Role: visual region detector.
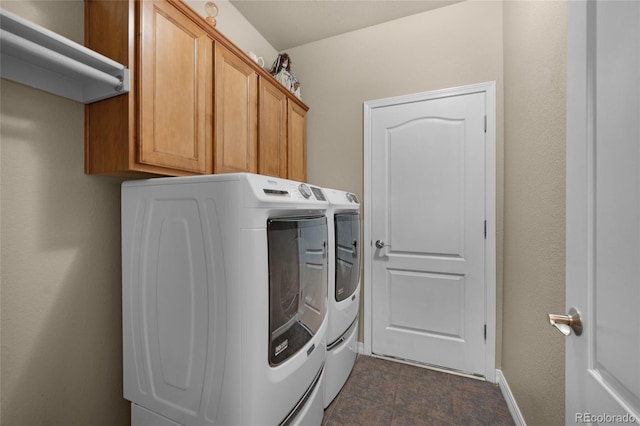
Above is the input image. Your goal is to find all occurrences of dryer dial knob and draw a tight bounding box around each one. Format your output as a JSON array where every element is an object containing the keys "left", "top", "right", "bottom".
[{"left": 298, "top": 183, "right": 312, "bottom": 199}]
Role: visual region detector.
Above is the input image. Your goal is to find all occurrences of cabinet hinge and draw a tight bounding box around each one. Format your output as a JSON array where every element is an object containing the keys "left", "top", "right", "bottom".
[
  {"left": 484, "top": 324, "right": 487, "bottom": 341},
  {"left": 484, "top": 115, "right": 487, "bottom": 133},
  {"left": 484, "top": 220, "right": 487, "bottom": 239}
]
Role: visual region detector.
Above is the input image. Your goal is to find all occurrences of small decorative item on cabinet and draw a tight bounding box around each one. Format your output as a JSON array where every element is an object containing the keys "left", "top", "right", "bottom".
[
  {"left": 248, "top": 51, "right": 265, "bottom": 68},
  {"left": 205, "top": 2, "right": 218, "bottom": 26},
  {"left": 269, "top": 53, "right": 301, "bottom": 100}
]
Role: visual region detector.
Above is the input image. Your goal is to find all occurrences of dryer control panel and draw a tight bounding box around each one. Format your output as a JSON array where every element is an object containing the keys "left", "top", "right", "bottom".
[{"left": 247, "top": 173, "right": 328, "bottom": 205}]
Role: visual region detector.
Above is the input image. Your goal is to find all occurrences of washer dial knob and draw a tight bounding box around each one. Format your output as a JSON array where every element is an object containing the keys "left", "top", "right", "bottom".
[{"left": 298, "top": 183, "right": 313, "bottom": 199}]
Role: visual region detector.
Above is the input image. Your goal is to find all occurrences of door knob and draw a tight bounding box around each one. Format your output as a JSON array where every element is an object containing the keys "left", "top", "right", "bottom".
[
  {"left": 375, "top": 240, "right": 387, "bottom": 249},
  {"left": 548, "top": 307, "right": 582, "bottom": 336}
]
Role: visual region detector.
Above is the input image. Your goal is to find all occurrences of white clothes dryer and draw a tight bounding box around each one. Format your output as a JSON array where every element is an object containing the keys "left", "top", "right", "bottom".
[
  {"left": 323, "top": 188, "right": 361, "bottom": 407},
  {"left": 121, "top": 173, "right": 329, "bottom": 426}
]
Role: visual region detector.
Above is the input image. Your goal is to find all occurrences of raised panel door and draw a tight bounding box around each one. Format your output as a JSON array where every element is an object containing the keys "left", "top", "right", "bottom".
[
  {"left": 258, "top": 77, "right": 287, "bottom": 178},
  {"left": 215, "top": 44, "right": 258, "bottom": 174},
  {"left": 567, "top": 1, "right": 640, "bottom": 421},
  {"left": 139, "top": 0, "right": 213, "bottom": 174},
  {"left": 368, "top": 88, "right": 488, "bottom": 376},
  {"left": 287, "top": 100, "right": 307, "bottom": 182}
]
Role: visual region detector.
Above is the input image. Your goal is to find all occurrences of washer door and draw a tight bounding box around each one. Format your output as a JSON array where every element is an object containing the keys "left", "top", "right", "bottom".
[
  {"left": 267, "top": 216, "right": 327, "bottom": 366},
  {"left": 334, "top": 212, "right": 361, "bottom": 302}
]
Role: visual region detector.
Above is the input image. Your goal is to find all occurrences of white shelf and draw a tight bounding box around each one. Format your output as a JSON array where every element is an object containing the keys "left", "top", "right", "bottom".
[{"left": 0, "top": 8, "right": 130, "bottom": 103}]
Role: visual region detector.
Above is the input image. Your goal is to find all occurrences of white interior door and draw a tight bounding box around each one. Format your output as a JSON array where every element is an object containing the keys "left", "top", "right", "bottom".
[
  {"left": 566, "top": 0, "right": 640, "bottom": 423},
  {"left": 364, "top": 83, "right": 496, "bottom": 378}
]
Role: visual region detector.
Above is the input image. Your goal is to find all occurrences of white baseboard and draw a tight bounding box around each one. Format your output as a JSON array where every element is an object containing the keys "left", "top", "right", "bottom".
[{"left": 496, "top": 369, "right": 526, "bottom": 426}]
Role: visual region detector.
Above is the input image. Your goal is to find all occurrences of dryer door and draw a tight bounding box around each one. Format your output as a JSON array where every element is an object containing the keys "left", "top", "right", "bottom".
[
  {"left": 267, "top": 216, "right": 327, "bottom": 366},
  {"left": 334, "top": 212, "right": 361, "bottom": 302}
]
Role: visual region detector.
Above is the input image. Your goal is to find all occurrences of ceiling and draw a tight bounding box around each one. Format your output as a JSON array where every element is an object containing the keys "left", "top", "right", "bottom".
[{"left": 229, "top": 0, "right": 464, "bottom": 51}]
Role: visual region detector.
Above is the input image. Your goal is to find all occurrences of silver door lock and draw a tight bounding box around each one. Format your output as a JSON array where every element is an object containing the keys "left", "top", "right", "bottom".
[{"left": 375, "top": 240, "right": 389, "bottom": 249}]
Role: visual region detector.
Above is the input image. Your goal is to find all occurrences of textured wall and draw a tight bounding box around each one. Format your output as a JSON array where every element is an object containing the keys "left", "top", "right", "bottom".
[
  {"left": 289, "top": 1, "right": 567, "bottom": 424},
  {"left": 502, "top": 1, "right": 567, "bottom": 425},
  {"left": 184, "top": 0, "right": 278, "bottom": 67},
  {"left": 0, "top": 1, "right": 275, "bottom": 425},
  {"left": 2, "top": 5, "right": 501, "bottom": 423},
  {"left": 0, "top": 1, "right": 129, "bottom": 424},
  {"left": 286, "top": 0, "right": 505, "bottom": 367},
  {"left": 0, "top": 1, "right": 568, "bottom": 425}
]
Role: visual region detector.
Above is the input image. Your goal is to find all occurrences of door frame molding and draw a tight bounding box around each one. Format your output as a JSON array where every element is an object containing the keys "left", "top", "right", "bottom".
[
  {"left": 565, "top": 0, "right": 590, "bottom": 419},
  {"left": 362, "top": 81, "right": 497, "bottom": 382}
]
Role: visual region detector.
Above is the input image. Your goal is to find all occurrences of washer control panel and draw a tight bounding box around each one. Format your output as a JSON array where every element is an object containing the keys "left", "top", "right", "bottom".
[
  {"left": 252, "top": 174, "right": 327, "bottom": 203},
  {"left": 298, "top": 183, "right": 313, "bottom": 199}
]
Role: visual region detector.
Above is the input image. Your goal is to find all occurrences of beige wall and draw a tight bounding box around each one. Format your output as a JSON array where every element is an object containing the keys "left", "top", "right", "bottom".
[
  {"left": 184, "top": 0, "right": 279, "bottom": 67},
  {"left": 287, "top": 0, "right": 504, "bottom": 193},
  {"left": 288, "top": 1, "right": 566, "bottom": 425},
  {"left": 0, "top": 1, "right": 275, "bottom": 425},
  {"left": 0, "top": 1, "right": 567, "bottom": 425},
  {"left": 0, "top": 1, "right": 130, "bottom": 424},
  {"left": 287, "top": 0, "right": 506, "bottom": 371},
  {"left": 502, "top": 1, "right": 567, "bottom": 424}
]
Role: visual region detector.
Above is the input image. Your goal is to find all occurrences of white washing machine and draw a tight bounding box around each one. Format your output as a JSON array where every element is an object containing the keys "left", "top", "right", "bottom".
[
  {"left": 323, "top": 188, "right": 361, "bottom": 407},
  {"left": 121, "top": 173, "right": 329, "bottom": 426}
]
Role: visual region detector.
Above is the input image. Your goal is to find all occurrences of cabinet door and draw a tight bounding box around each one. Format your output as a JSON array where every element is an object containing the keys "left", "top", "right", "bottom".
[
  {"left": 258, "top": 77, "right": 288, "bottom": 178},
  {"left": 139, "top": 0, "right": 213, "bottom": 174},
  {"left": 287, "top": 100, "right": 307, "bottom": 182},
  {"left": 215, "top": 44, "right": 258, "bottom": 174}
]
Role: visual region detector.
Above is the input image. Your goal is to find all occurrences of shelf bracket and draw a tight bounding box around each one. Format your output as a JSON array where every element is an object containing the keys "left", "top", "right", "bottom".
[{"left": 0, "top": 8, "right": 130, "bottom": 103}]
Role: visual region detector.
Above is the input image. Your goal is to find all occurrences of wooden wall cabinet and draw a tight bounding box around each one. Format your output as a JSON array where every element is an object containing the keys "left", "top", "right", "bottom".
[
  {"left": 85, "top": 0, "right": 213, "bottom": 176},
  {"left": 85, "top": 0, "right": 307, "bottom": 179},
  {"left": 139, "top": 0, "right": 213, "bottom": 174},
  {"left": 215, "top": 44, "right": 258, "bottom": 174},
  {"left": 258, "top": 77, "right": 287, "bottom": 178},
  {"left": 287, "top": 100, "right": 307, "bottom": 182},
  {"left": 258, "top": 77, "right": 308, "bottom": 181}
]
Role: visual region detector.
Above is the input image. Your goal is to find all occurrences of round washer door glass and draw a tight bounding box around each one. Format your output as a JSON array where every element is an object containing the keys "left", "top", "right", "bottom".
[{"left": 267, "top": 216, "right": 328, "bottom": 365}]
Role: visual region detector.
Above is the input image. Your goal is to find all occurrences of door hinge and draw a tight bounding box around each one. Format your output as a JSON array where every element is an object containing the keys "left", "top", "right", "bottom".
[
  {"left": 484, "top": 115, "right": 487, "bottom": 133},
  {"left": 484, "top": 324, "right": 487, "bottom": 341},
  {"left": 484, "top": 220, "right": 487, "bottom": 239}
]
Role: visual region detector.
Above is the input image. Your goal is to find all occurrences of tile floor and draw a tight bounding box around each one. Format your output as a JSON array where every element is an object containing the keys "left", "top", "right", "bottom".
[{"left": 322, "top": 355, "right": 515, "bottom": 426}]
